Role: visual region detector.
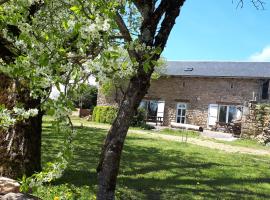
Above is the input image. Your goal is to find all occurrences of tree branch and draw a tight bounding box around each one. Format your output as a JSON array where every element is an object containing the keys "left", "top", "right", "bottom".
[
  {"left": 152, "top": 0, "right": 170, "bottom": 26},
  {"left": 132, "top": 0, "right": 154, "bottom": 16},
  {"left": 115, "top": 12, "right": 133, "bottom": 43},
  {"left": 154, "top": 0, "right": 185, "bottom": 51},
  {"left": 115, "top": 12, "right": 140, "bottom": 61},
  {"left": 132, "top": 0, "right": 144, "bottom": 14},
  {"left": 251, "top": 0, "right": 265, "bottom": 9},
  {"left": 235, "top": 0, "right": 265, "bottom": 9}
]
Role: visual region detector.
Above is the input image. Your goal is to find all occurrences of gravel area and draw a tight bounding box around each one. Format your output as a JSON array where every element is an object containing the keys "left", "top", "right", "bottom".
[{"left": 201, "top": 130, "right": 238, "bottom": 141}]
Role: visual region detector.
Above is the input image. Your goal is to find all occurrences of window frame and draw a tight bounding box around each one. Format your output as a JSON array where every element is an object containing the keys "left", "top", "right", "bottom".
[
  {"left": 217, "top": 104, "right": 242, "bottom": 123},
  {"left": 139, "top": 100, "right": 165, "bottom": 120},
  {"left": 176, "top": 103, "right": 187, "bottom": 124}
]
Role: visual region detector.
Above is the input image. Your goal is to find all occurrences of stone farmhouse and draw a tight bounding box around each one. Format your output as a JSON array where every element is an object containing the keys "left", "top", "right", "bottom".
[{"left": 97, "top": 61, "right": 270, "bottom": 129}]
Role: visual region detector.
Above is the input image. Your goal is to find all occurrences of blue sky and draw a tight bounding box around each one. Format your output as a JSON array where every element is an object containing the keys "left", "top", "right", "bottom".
[{"left": 162, "top": 0, "right": 270, "bottom": 61}]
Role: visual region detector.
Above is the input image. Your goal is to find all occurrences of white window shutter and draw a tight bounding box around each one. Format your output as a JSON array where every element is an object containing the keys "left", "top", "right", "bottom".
[
  {"left": 208, "top": 104, "right": 218, "bottom": 126},
  {"left": 157, "top": 101, "right": 165, "bottom": 118}
]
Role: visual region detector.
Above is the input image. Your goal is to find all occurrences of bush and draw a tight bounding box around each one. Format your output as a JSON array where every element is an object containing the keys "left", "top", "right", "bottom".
[
  {"left": 92, "top": 106, "right": 118, "bottom": 124},
  {"left": 130, "top": 107, "right": 147, "bottom": 127},
  {"left": 92, "top": 106, "right": 148, "bottom": 128}
]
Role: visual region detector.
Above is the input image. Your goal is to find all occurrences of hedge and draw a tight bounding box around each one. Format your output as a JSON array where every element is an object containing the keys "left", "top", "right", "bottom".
[
  {"left": 92, "top": 106, "right": 118, "bottom": 124},
  {"left": 92, "top": 106, "right": 147, "bottom": 126}
]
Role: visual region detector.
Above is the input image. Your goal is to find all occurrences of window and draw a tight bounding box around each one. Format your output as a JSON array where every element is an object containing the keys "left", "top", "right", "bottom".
[
  {"left": 262, "top": 80, "right": 269, "bottom": 100},
  {"left": 139, "top": 100, "right": 158, "bottom": 117},
  {"left": 218, "top": 105, "right": 227, "bottom": 123},
  {"left": 218, "top": 105, "right": 242, "bottom": 123},
  {"left": 176, "top": 103, "right": 187, "bottom": 124},
  {"left": 148, "top": 101, "right": 158, "bottom": 117},
  {"left": 139, "top": 100, "right": 165, "bottom": 120}
]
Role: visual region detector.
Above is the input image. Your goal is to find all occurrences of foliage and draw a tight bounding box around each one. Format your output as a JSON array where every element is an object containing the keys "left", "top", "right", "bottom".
[
  {"left": 0, "top": 0, "right": 123, "bottom": 191},
  {"left": 20, "top": 117, "right": 76, "bottom": 193},
  {"left": 130, "top": 107, "right": 146, "bottom": 127},
  {"left": 92, "top": 106, "right": 149, "bottom": 128},
  {"left": 92, "top": 106, "right": 118, "bottom": 124},
  {"left": 72, "top": 84, "right": 97, "bottom": 109},
  {"left": 0, "top": 0, "right": 115, "bottom": 99},
  {"left": 0, "top": 104, "right": 38, "bottom": 129},
  {"left": 99, "top": 54, "right": 167, "bottom": 99}
]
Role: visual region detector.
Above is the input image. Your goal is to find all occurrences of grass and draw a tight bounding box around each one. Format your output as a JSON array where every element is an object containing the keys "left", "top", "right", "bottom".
[
  {"left": 210, "top": 137, "right": 269, "bottom": 150},
  {"left": 158, "top": 128, "right": 201, "bottom": 138},
  {"left": 34, "top": 117, "right": 270, "bottom": 199},
  {"left": 70, "top": 116, "right": 269, "bottom": 150}
]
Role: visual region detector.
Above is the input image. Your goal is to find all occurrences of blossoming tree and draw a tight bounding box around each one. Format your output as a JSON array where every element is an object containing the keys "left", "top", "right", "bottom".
[{"left": 0, "top": 0, "right": 115, "bottom": 179}]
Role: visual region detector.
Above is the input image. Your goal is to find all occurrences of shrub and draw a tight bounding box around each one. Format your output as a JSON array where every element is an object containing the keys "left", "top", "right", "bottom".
[
  {"left": 130, "top": 107, "right": 147, "bottom": 127},
  {"left": 92, "top": 106, "right": 118, "bottom": 124},
  {"left": 92, "top": 106, "right": 148, "bottom": 127},
  {"left": 106, "top": 107, "right": 118, "bottom": 124}
]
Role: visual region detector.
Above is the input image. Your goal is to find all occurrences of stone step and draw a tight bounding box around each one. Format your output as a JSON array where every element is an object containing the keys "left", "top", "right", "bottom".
[{"left": 0, "top": 177, "right": 40, "bottom": 200}]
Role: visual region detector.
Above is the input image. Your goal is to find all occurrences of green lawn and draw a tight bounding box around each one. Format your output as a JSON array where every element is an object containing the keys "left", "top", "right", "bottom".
[
  {"left": 34, "top": 117, "right": 270, "bottom": 199},
  {"left": 70, "top": 116, "right": 269, "bottom": 150}
]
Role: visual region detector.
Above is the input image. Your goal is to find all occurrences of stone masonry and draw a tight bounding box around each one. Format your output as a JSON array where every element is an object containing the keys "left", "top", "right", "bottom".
[
  {"left": 97, "top": 76, "right": 269, "bottom": 128},
  {"left": 145, "top": 77, "right": 262, "bottom": 127},
  {"left": 241, "top": 101, "right": 270, "bottom": 144},
  {"left": 97, "top": 90, "right": 118, "bottom": 107}
]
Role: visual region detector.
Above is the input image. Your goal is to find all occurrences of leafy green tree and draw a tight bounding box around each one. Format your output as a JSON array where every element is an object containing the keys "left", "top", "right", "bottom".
[
  {"left": 0, "top": 0, "right": 115, "bottom": 178},
  {"left": 96, "top": 1, "right": 186, "bottom": 199}
]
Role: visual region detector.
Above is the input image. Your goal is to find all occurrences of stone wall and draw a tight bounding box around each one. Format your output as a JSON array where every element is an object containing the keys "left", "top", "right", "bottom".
[
  {"left": 146, "top": 77, "right": 261, "bottom": 126},
  {"left": 97, "top": 76, "right": 266, "bottom": 127},
  {"left": 241, "top": 101, "right": 270, "bottom": 144},
  {"left": 97, "top": 88, "right": 118, "bottom": 107}
]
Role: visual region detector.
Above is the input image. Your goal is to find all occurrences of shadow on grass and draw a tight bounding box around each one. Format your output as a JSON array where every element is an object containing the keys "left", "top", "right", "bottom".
[{"left": 42, "top": 122, "right": 270, "bottom": 199}]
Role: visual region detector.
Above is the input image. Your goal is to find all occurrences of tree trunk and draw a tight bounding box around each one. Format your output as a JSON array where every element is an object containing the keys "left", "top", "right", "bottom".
[
  {"left": 97, "top": 73, "right": 151, "bottom": 200},
  {"left": 0, "top": 112, "right": 43, "bottom": 179},
  {"left": 0, "top": 73, "right": 43, "bottom": 179}
]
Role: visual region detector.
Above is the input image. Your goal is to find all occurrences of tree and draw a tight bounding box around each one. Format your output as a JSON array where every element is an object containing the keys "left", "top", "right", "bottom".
[
  {"left": 73, "top": 84, "right": 97, "bottom": 109},
  {"left": 0, "top": 0, "right": 114, "bottom": 179},
  {"left": 96, "top": 1, "right": 186, "bottom": 199}
]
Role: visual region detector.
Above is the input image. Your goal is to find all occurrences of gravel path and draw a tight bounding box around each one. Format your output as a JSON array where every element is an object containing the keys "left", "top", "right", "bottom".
[
  {"left": 134, "top": 131, "right": 270, "bottom": 156},
  {"left": 201, "top": 130, "right": 238, "bottom": 141},
  {"left": 80, "top": 122, "right": 270, "bottom": 156}
]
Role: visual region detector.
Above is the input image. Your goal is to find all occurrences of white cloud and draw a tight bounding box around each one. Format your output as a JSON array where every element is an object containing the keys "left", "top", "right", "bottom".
[{"left": 249, "top": 46, "right": 270, "bottom": 62}]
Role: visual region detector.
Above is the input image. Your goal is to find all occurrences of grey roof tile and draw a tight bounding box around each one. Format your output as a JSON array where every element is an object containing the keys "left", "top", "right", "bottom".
[{"left": 164, "top": 61, "right": 270, "bottom": 78}]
